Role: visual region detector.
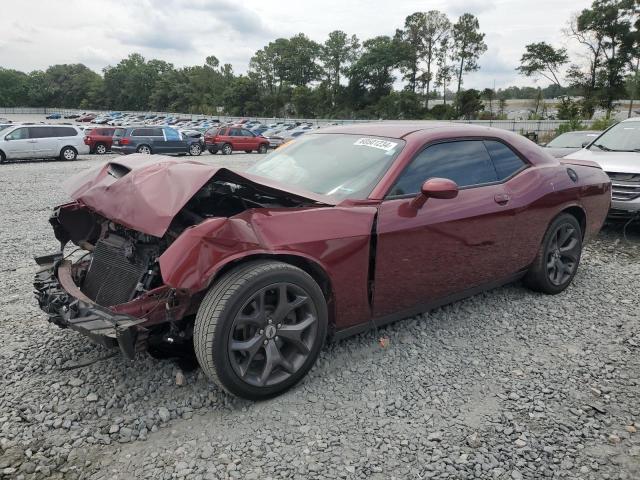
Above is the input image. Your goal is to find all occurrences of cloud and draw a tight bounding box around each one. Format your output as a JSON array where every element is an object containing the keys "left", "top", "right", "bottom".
[
  {"left": 173, "top": 0, "right": 272, "bottom": 37},
  {"left": 446, "top": 0, "right": 497, "bottom": 17}
]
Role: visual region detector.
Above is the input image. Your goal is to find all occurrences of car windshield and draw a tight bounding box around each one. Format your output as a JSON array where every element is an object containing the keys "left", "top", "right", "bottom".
[
  {"left": 547, "top": 132, "right": 599, "bottom": 148},
  {"left": 246, "top": 133, "right": 405, "bottom": 200},
  {"left": 588, "top": 122, "right": 640, "bottom": 152}
]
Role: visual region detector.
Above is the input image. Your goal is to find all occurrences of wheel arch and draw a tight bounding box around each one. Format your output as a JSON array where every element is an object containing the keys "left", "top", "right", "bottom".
[
  {"left": 560, "top": 205, "right": 587, "bottom": 239},
  {"left": 210, "top": 253, "right": 337, "bottom": 332}
]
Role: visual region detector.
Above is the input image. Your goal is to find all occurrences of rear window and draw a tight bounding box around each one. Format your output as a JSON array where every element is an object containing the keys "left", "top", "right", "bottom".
[
  {"left": 114, "top": 128, "right": 126, "bottom": 137},
  {"left": 206, "top": 128, "right": 219, "bottom": 136}
]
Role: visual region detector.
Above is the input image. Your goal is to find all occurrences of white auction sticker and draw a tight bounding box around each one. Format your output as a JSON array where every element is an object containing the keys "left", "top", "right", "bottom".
[{"left": 354, "top": 137, "right": 398, "bottom": 151}]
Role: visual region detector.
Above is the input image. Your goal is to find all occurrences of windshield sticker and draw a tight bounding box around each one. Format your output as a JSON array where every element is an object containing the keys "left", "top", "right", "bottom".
[{"left": 354, "top": 137, "right": 398, "bottom": 151}]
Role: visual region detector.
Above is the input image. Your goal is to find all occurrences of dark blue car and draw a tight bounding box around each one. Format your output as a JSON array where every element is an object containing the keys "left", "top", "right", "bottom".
[{"left": 111, "top": 126, "right": 202, "bottom": 156}]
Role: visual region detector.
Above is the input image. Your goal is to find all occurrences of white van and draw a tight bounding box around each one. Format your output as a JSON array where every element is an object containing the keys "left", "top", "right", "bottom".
[{"left": 0, "top": 124, "right": 90, "bottom": 163}]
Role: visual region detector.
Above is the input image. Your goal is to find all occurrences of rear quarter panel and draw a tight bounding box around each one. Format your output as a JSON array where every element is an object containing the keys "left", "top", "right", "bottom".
[{"left": 507, "top": 163, "right": 610, "bottom": 270}]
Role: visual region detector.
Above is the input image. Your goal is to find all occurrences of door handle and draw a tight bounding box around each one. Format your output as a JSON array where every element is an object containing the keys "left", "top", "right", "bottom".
[
  {"left": 494, "top": 193, "right": 511, "bottom": 205},
  {"left": 28, "top": 140, "right": 38, "bottom": 143}
]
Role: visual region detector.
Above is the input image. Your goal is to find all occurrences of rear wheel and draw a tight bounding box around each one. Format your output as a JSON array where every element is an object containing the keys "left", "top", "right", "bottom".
[
  {"left": 137, "top": 145, "right": 151, "bottom": 154},
  {"left": 245, "top": 150, "right": 252, "bottom": 154},
  {"left": 208, "top": 147, "right": 218, "bottom": 154},
  {"left": 60, "top": 146, "right": 77, "bottom": 161},
  {"left": 258, "top": 144, "right": 268, "bottom": 154},
  {"left": 95, "top": 143, "right": 107, "bottom": 155},
  {"left": 0, "top": 151, "right": 5, "bottom": 164},
  {"left": 524, "top": 213, "right": 582, "bottom": 294},
  {"left": 194, "top": 261, "right": 327, "bottom": 400},
  {"left": 189, "top": 143, "right": 202, "bottom": 156},
  {"left": 221, "top": 143, "right": 233, "bottom": 155}
]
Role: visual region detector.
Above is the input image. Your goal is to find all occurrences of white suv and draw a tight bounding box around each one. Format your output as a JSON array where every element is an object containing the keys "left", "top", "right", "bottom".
[
  {"left": 0, "top": 124, "right": 90, "bottom": 163},
  {"left": 565, "top": 117, "right": 640, "bottom": 218}
]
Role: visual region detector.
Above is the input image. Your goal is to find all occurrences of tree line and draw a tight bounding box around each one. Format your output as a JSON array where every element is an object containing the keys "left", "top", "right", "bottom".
[{"left": 0, "top": 0, "right": 638, "bottom": 120}]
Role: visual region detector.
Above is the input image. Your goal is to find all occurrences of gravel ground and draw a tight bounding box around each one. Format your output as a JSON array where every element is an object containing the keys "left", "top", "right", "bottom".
[{"left": 0, "top": 152, "right": 639, "bottom": 480}]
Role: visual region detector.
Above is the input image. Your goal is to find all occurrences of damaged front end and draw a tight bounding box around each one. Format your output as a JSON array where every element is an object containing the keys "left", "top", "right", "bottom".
[{"left": 34, "top": 157, "right": 329, "bottom": 359}]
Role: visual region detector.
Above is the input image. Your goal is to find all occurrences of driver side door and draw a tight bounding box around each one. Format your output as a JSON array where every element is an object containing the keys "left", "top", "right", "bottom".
[
  {"left": 372, "top": 139, "right": 520, "bottom": 318},
  {"left": 3, "top": 127, "right": 34, "bottom": 159}
]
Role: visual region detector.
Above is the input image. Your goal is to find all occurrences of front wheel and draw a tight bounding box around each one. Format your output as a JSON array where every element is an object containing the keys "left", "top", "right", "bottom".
[
  {"left": 95, "top": 143, "right": 107, "bottom": 155},
  {"left": 60, "top": 146, "right": 77, "bottom": 161},
  {"left": 137, "top": 145, "right": 151, "bottom": 154},
  {"left": 194, "top": 261, "right": 328, "bottom": 400},
  {"left": 208, "top": 147, "right": 218, "bottom": 154},
  {"left": 524, "top": 213, "right": 582, "bottom": 294}
]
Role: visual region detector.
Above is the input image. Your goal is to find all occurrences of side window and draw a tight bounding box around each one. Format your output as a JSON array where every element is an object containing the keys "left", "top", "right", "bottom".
[
  {"left": 29, "top": 126, "right": 50, "bottom": 138},
  {"left": 390, "top": 141, "right": 498, "bottom": 196},
  {"left": 131, "top": 129, "right": 146, "bottom": 137},
  {"left": 206, "top": 128, "right": 218, "bottom": 136},
  {"left": 5, "top": 127, "right": 29, "bottom": 140},
  {"left": 483, "top": 140, "right": 527, "bottom": 180},
  {"left": 242, "top": 129, "right": 254, "bottom": 137},
  {"left": 151, "top": 128, "right": 164, "bottom": 137},
  {"left": 229, "top": 128, "right": 241, "bottom": 136},
  {"left": 164, "top": 128, "right": 181, "bottom": 141}
]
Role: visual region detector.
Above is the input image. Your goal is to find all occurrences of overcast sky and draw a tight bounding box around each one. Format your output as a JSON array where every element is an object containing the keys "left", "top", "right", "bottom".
[{"left": 0, "top": 0, "right": 592, "bottom": 89}]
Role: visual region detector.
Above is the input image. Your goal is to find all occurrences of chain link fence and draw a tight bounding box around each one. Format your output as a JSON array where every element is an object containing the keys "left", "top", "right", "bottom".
[{"left": 0, "top": 107, "right": 600, "bottom": 137}]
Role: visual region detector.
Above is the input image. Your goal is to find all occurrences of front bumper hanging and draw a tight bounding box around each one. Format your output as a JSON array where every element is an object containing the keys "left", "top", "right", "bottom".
[{"left": 33, "top": 253, "right": 146, "bottom": 359}]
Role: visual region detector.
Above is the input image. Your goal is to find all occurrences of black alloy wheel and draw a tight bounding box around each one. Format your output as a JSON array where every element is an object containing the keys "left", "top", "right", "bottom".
[
  {"left": 194, "top": 261, "right": 327, "bottom": 400},
  {"left": 524, "top": 213, "right": 583, "bottom": 294}
]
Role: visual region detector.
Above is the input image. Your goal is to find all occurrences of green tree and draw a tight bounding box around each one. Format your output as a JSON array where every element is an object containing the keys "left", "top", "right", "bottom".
[
  {"left": 0, "top": 68, "right": 29, "bottom": 107},
  {"left": 103, "top": 53, "right": 173, "bottom": 110},
  {"left": 451, "top": 14, "right": 487, "bottom": 107},
  {"left": 457, "top": 88, "right": 484, "bottom": 119},
  {"left": 481, "top": 88, "right": 495, "bottom": 116},
  {"left": 516, "top": 42, "right": 569, "bottom": 87},
  {"left": 434, "top": 36, "right": 454, "bottom": 105},
  {"left": 576, "top": 0, "right": 636, "bottom": 112},
  {"left": 348, "top": 36, "right": 401, "bottom": 103},
  {"left": 320, "top": 30, "right": 360, "bottom": 106}
]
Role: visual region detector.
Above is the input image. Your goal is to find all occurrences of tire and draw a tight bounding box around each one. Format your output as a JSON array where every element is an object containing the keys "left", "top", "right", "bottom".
[
  {"left": 208, "top": 147, "right": 218, "bottom": 154},
  {"left": 245, "top": 150, "right": 252, "bottom": 154},
  {"left": 189, "top": 143, "right": 202, "bottom": 156},
  {"left": 194, "top": 261, "right": 328, "bottom": 400},
  {"left": 524, "top": 213, "right": 583, "bottom": 294},
  {"left": 137, "top": 145, "right": 152, "bottom": 155},
  {"left": 0, "top": 151, "right": 5, "bottom": 164},
  {"left": 95, "top": 143, "right": 107, "bottom": 155},
  {"left": 60, "top": 146, "right": 77, "bottom": 161},
  {"left": 258, "top": 144, "right": 268, "bottom": 154},
  {"left": 221, "top": 143, "right": 232, "bottom": 155}
]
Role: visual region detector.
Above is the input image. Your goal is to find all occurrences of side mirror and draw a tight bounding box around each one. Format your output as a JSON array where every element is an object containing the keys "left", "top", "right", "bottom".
[
  {"left": 539, "top": 142, "right": 547, "bottom": 147},
  {"left": 410, "top": 178, "right": 459, "bottom": 210},
  {"left": 581, "top": 140, "right": 589, "bottom": 148}
]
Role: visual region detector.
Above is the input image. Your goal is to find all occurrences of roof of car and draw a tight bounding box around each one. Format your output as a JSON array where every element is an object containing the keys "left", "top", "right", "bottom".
[{"left": 316, "top": 122, "right": 455, "bottom": 139}]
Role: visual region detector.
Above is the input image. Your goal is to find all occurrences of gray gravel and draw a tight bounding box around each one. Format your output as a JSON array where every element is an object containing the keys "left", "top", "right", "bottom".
[{"left": 1, "top": 152, "right": 639, "bottom": 480}]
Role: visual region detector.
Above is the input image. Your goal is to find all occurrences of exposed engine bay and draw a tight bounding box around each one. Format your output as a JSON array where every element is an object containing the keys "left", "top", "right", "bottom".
[{"left": 55, "top": 176, "right": 317, "bottom": 309}]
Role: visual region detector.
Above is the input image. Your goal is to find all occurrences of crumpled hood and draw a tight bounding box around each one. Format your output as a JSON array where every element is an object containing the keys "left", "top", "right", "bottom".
[
  {"left": 65, "top": 154, "right": 335, "bottom": 237},
  {"left": 564, "top": 148, "right": 640, "bottom": 174}
]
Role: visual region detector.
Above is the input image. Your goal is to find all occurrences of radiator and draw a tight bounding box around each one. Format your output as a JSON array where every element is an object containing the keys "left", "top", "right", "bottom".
[{"left": 81, "top": 236, "right": 148, "bottom": 307}]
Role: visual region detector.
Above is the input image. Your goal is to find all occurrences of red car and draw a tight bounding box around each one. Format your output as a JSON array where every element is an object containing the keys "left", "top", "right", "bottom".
[
  {"left": 84, "top": 127, "right": 116, "bottom": 154},
  {"left": 34, "top": 124, "right": 610, "bottom": 399},
  {"left": 204, "top": 126, "right": 269, "bottom": 155},
  {"left": 78, "top": 114, "right": 96, "bottom": 122}
]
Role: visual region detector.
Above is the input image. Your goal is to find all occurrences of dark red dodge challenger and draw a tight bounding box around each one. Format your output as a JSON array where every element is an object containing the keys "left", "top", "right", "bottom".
[{"left": 35, "top": 123, "right": 611, "bottom": 399}]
